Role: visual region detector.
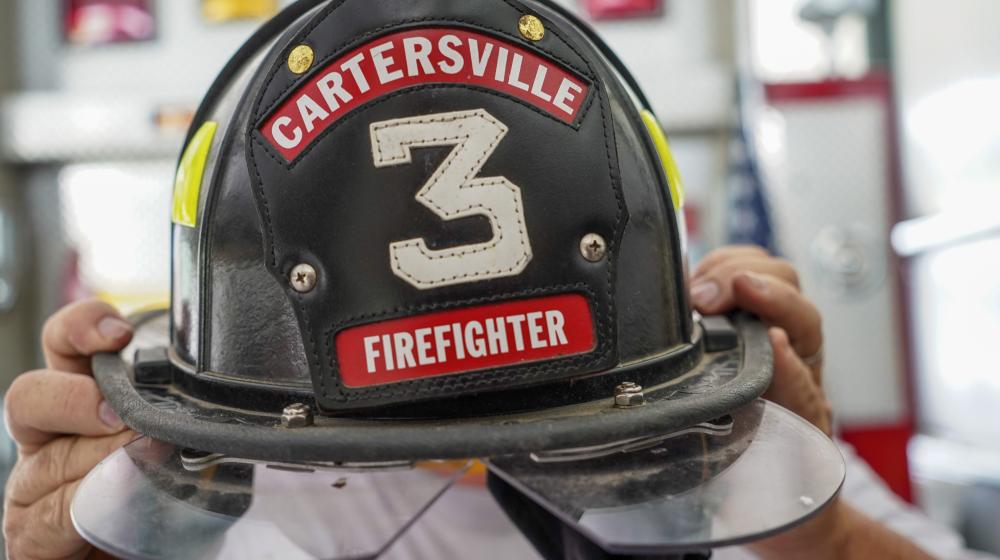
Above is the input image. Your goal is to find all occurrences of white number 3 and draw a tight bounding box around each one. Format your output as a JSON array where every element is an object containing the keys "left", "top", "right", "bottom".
[{"left": 370, "top": 109, "right": 533, "bottom": 289}]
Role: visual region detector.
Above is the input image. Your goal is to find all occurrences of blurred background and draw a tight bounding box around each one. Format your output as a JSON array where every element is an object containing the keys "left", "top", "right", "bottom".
[{"left": 0, "top": 0, "right": 997, "bottom": 555}]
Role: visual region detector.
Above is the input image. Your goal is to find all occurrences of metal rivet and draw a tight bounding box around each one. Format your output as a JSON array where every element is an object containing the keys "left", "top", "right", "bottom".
[
  {"left": 580, "top": 233, "right": 607, "bottom": 262},
  {"left": 614, "top": 382, "right": 645, "bottom": 408},
  {"left": 518, "top": 15, "right": 545, "bottom": 41},
  {"left": 282, "top": 403, "right": 314, "bottom": 428},
  {"left": 290, "top": 263, "right": 317, "bottom": 293},
  {"left": 287, "top": 44, "right": 315, "bottom": 74}
]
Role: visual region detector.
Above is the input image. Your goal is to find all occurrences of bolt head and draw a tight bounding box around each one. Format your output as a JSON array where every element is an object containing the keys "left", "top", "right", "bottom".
[
  {"left": 580, "top": 233, "right": 607, "bottom": 262},
  {"left": 290, "top": 263, "right": 317, "bottom": 293},
  {"left": 615, "top": 392, "right": 645, "bottom": 407},
  {"left": 518, "top": 15, "right": 545, "bottom": 41},
  {"left": 282, "top": 403, "right": 314, "bottom": 428},
  {"left": 614, "top": 382, "right": 645, "bottom": 408},
  {"left": 287, "top": 44, "right": 315, "bottom": 74}
]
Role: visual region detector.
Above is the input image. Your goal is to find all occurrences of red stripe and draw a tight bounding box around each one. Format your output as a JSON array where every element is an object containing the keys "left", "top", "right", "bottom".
[
  {"left": 336, "top": 294, "right": 596, "bottom": 387},
  {"left": 764, "top": 73, "right": 891, "bottom": 103}
]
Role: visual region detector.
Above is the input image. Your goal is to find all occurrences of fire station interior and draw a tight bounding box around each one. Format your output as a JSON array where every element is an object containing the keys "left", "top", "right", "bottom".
[{"left": 0, "top": 0, "right": 998, "bottom": 557}]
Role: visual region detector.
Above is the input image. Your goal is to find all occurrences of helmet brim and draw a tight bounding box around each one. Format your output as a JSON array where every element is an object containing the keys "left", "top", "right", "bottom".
[{"left": 93, "top": 310, "right": 772, "bottom": 462}]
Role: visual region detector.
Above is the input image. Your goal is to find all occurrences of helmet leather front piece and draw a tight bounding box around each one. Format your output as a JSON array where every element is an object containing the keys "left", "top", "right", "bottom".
[{"left": 185, "top": 0, "right": 694, "bottom": 415}]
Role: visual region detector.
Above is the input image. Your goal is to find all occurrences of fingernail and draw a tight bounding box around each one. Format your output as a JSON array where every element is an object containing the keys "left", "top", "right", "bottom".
[
  {"left": 98, "top": 316, "right": 133, "bottom": 341},
  {"left": 741, "top": 272, "right": 769, "bottom": 293},
  {"left": 99, "top": 401, "right": 124, "bottom": 430},
  {"left": 690, "top": 280, "right": 720, "bottom": 308}
]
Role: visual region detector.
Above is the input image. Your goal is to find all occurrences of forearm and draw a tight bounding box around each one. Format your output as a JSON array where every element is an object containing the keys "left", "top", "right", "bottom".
[
  {"left": 751, "top": 499, "right": 936, "bottom": 560},
  {"left": 833, "top": 502, "right": 936, "bottom": 560}
]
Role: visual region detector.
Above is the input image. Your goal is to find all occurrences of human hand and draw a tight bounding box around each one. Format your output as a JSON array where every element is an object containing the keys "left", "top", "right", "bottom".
[
  {"left": 4, "top": 300, "right": 137, "bottom": 560},
  {"left": 691, "top": 246, "right": 831, "bottom": 436},
  {"left": 691, "top": 246, "right": 851, "bottom": 558},
  {"left": 692, "top": 247, "right": 936, "bottom": 559}
]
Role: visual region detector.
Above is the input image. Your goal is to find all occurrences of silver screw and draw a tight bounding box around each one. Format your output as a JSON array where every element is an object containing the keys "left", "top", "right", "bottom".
[
  {"left": 290, "top": 263, "right": 317, "bottom": 293},
  {"left": 282, "top": 403, "right": 314, "bottom": 428},
  {"left": 614, "top": 381, "right": 645, "bottom": 408},
  {"left": 580, "top": 234, "right": 607, "bottom": 262}
]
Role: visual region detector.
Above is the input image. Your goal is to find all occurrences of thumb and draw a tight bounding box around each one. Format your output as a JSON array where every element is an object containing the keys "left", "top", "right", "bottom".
[{"left": 42, "top": 300, "right": 133, "bottom": 374}]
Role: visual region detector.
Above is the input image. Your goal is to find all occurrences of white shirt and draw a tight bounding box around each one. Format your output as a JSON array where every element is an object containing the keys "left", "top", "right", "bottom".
[{"left": 381, "top": 442, "right": 996, "bottom": 560}]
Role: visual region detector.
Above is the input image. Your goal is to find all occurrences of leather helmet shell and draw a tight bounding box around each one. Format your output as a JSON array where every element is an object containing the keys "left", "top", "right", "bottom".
[{"left": 94, "top": 0, "right": 772, "bottom": 462}]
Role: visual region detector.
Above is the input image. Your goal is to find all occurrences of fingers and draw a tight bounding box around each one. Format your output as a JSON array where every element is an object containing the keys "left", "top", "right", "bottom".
[
  {"left": 694, "top": 248, "right": 831, "bottom": 437},
  {"left": 5, "top": 431, "right": 137, "bottom": 507},
  {"left": 5, "top": 370, "right": 126, "bottom": 451},
  {"left": 764, "top": 328, "right": 832, "bottom": 437},
  {"left": 3, "top": 431, "right": 137, "bottom": 560},
  {"left": 691, "top": 255, "right": 800, "bottom": 315},
  {"left": 42, "top": 300, "right": 133, "bottom": 374},
  {"left": 692, "top": 245, "right": 770, "bottom": 277},
  {"left": 731, "top": 273, "right": 823, "bottom": 361},
  {"left": 695, "top": 255, "right": 800, "bottom": 291},
  {"left": 4, "top": 480, "right": 91, "bottom": 560}
]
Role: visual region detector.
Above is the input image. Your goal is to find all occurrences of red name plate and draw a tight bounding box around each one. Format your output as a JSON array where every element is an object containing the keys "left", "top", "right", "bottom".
[
  {"left": 336, "top": 294, "right": 596, "bottom": 388},
  {"left": 261, "top": 27, "right": 591, "bottom": 161}
]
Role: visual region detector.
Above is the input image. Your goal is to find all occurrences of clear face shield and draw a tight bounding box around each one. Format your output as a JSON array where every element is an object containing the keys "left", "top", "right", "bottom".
[{"left": 75, "top": 299, "right": 843, "bottom": 560}]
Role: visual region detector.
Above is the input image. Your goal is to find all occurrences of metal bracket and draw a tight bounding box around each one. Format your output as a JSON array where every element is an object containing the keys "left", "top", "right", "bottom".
[
  {"left": 529, "top": 415, "right": 734, "bottom": 463},
  {"left": 179, "top": 448, "right": 414, "bottom": 473}
]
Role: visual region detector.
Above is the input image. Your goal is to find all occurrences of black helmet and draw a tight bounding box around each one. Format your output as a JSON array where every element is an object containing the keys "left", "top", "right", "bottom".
[{"left": 95, "top": 0, "right": 773, "bottom": 463}]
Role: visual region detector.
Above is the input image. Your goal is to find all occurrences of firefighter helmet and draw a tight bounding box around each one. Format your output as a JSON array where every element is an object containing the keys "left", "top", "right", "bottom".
[{"left": 94, "top": 0, "right": 772, "bottom": 463}]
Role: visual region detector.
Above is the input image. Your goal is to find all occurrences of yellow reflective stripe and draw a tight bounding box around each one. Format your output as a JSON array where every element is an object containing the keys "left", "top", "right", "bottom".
[
  {"left": 172, "top": 121, "right": 219, "bottom": 228},
  {"left": 202, "top": 0, "right": 278, "bottom": 22},
  {"left": 95, "top": 292, "right": 169, "bottom": 316},
  {"left": 640, "top": 110, "right": 685, "bottom": 210}
]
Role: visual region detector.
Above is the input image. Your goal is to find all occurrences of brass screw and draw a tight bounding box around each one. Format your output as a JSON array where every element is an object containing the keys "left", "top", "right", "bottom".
[
  {"left": 518, "top": 15, "right": 545, "bottom": 42},
  {"left": 287, "top": 44, "right": 315, "bottom": 74}
]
